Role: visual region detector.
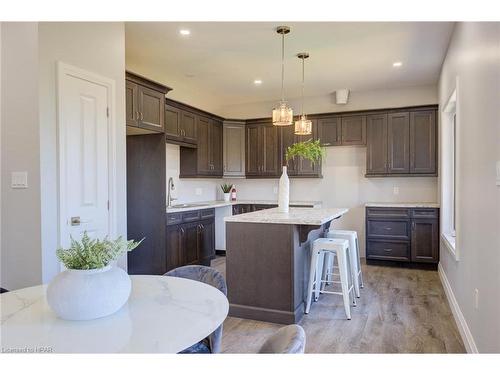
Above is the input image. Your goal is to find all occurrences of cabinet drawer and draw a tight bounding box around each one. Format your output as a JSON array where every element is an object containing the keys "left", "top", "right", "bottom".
[
  {"left": 182, "top": 210, "right": 201, "bottom": 222},
  {"left": 166, "top": 213, "right": 182, "bottom": 225},
  {"left": 411, "top": 208, "right": 439, "bottom": 218},
  {"left": 366, "top": 207, "right": 410, "bottom": 218},
  {"left": 254, "top": 204, "right": 277, "bottom": 211},
  {"left": 367, "top": 219, "right": 410, "bottom": 239},
  {"left": 366, "top": 240, "right": 410, "bottom": 261},
  {"left": 200, "top": 208, "right": 215, "bottom": 219}
]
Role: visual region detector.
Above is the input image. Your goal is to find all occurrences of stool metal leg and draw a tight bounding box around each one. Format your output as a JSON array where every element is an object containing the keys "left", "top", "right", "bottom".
[
  {"left": 314, "top": 252, "right": 324, "bottom": 302},
  {"left": 336, "top": 248, "right": 351, "bottom": 320},
  {"left": 305, "top": 249, "right": 319, "bottom": 314}
]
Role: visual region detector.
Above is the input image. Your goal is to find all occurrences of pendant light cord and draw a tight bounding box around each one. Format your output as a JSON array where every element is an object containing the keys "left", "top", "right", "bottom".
[
  {"left": 301, "top": 56, "right": 305, "bottom": 116},
  {"left": 281, "top": 31, "right": 285, "bottom": 102}
]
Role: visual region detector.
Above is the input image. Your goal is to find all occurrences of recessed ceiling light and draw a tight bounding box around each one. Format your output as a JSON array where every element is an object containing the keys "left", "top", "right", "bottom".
[
  {"left": 254, "top": 79, "right": 262, "bottom": 85},
  {"left": 393, "top": 61, "right": 403, "bottom": 67},
  {"left": 179, "top": 29, "right": 191, "bottom": 36}
]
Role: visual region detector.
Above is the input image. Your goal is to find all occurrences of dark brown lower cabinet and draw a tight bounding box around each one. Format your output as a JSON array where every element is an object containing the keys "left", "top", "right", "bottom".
[
  {"left": 366, "top": 206, "right": 439, "bottom": 267},
  {"left": 166, "top": 209, "right": 215, "bottom": 271}
]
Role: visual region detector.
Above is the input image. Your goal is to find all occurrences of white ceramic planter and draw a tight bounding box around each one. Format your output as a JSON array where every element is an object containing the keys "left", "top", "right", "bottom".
[
  {"left": 223, "top": 193, "right": 231, "bottom": 202},
  {"left": 47, "top": 265, "right": 131, "bottom": 321},
  {"left": 278, "top": 166, "right": 290, "bottom": 213}
]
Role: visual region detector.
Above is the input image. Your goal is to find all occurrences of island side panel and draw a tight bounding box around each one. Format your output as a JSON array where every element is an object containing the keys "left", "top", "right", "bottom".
[{"left": 226, "top": 222, "right": 295, "bottom": 323}]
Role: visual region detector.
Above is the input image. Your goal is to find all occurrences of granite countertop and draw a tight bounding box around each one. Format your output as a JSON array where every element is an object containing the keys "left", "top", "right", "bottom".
[
  {"left": 365, "top": 202, "right": 440, "bottom": 208},
  {"left": 166, "top": 200, "right": 322, "bottom": 213},
  {"left": 224, "top": 207, "right": 348, "bottom": 225}
]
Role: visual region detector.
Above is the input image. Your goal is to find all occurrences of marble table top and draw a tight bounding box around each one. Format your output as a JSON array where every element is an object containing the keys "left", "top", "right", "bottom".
[
  {"left": 224, "top": 207, "right": 349, "bottom": 225},
  {"left": 166, "top": 199, "right": 322, "bottom": 213},
  {"left": 365, "top": 202, "right": 440, "bottom": 208},
  {"left": 0, "top": 275, "right": 228, "bottom": 353}
]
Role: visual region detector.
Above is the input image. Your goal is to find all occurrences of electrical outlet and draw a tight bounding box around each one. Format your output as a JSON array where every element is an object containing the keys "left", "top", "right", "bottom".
[
  {"left": 195, "top": 188, "right": 202, "bottom": 196},
  {"left": 474, "top": 288, "right": 479, "bottom": 310},
  {"left": 273, "top": 187, "right": 278, "bottom": 195},
  {"left": 393, "top": 186, "right": 399, "bottom": 195}
]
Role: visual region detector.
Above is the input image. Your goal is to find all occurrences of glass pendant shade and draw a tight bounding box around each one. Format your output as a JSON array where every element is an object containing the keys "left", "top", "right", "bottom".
[
  {"left": 273, "top": 101, "right": 294, "bottom": 126},
  {"left": 294, "top": 114, "right": 312, "bottom": 135}
]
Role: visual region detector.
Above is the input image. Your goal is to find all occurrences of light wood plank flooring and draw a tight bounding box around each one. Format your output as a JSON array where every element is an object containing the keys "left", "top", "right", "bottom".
[{"left": 211, "top": 256, "right": 465, "bottom": 353}]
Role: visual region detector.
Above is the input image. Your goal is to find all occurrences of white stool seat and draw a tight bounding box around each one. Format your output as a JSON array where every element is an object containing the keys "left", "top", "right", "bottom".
[
  {"left": 326, "top": 229, "right": 364, "bottom": 298},
  {"left": 305, "top": 237, "right": 356, "bottom": 320}
]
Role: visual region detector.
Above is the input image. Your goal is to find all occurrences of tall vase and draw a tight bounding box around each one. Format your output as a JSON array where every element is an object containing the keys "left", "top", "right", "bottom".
[{"left": 278, "top": 166, "right": 290, "bottom": 213}]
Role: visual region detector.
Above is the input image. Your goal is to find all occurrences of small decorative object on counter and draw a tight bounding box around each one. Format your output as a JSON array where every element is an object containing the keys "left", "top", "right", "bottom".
[
  {"left": 221, "top": 183, "right": 233, "bottom": 202},
  {"left": 231, "top": 185, "right": 237, "bottom": 201},
  {"left": 47, "top": 232, "right": 142, "bottom": 321},
  {"left": 278, "top": 166, "right": 290, "bottom": 213}
]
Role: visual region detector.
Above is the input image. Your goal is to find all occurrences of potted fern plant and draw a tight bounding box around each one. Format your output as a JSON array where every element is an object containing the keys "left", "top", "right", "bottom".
[
  {"left": 221, "top": 183, "right": 233, "bottom": 202},
  {"left": 277, "top": 139, "right": 325, "bottom": 213},
  {"left": 47, "top": 233, "right": 142, "bottom": 321}
]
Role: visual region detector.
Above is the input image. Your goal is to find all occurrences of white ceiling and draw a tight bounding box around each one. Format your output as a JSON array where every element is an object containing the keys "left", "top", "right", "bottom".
[{"left": 125, "top": 22, "right": 454, "bottom": 112}]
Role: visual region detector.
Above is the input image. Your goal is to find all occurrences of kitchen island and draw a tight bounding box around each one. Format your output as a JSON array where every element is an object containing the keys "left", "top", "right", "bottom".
[{"left": 224, "top": 207, "right": 348, "bottom": 324}]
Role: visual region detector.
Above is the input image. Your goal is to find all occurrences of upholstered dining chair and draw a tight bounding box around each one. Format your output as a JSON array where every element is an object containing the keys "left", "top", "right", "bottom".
[
  {"left": 164, "top": 265, "right": 227, "bottom": 354},
  {"left": 259, "top": 324, "right": 306, "bottom": 354}
]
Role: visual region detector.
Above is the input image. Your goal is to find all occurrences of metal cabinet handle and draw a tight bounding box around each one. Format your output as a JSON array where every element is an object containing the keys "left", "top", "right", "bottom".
[
  {"left": 384, "top": 227, "right": 392, "bottom": 231},
  {"left": 412, "top": 221, "right": 416, "bottom": 230},
  {"left": 323, "top": 142, "right": 331, "bottom": 146},
  {"left": 383, "top": 248, "right": 392, "bottom": 253},
  {"left": 136, "top": 111, "right": 140, "bottom": 120},
  {"left": 140, "top": 112, "right": 144, "bottom": 121}
]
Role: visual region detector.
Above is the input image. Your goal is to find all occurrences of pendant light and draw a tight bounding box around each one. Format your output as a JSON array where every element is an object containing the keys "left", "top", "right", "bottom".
[
  {"left": 272, "top": 26, "right": 293, "bottom": 126},
  {"left": 295, "top": 52, "right": 312, "bottom": 135}
]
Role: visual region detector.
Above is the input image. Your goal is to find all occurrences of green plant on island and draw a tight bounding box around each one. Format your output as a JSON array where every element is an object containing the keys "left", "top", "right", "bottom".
[
  {"left": 220, "top": 183, "right": 233, "bottom": 193},
  {"left": 56, "top": 232, "right": 143, "bottom": 270},
  {"left": 285, "top": 139, "right": 326, "bottom": 164}
]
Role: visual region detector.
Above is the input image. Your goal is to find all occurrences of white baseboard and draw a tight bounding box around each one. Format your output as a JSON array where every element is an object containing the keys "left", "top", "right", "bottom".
[{"left": 438, "top": 262, "right": 478, "bottom": 353}]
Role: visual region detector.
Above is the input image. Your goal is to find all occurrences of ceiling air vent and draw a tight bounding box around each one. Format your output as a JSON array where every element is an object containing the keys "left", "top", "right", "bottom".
[{"left": 335, "top": 89, "right": 350, "bottom": 105}]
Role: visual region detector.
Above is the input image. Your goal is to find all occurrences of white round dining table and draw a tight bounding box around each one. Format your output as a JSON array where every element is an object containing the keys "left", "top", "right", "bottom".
[{"left": 0, "top": 275, "right": 229, "bottom": 353}]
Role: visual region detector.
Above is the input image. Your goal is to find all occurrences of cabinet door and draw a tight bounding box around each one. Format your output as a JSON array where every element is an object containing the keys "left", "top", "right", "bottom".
[
  {"left": 366, "top": 114, "right": 388, "bottom": 174},
  {"left": 280, "top": 125, "right": 298, "bottom": 175},
  {"left": 181, "top": 111, "right": 197, "bottom": 144},
  {"left": 165, "top": 104, "right": 181, "bottom": 140},
  {"left": 387, "top": 112, "right": 410, "bottom": 173},
  {"left": 166, "top": 225, "right": 183, "bottom": 271},
  {"left": 411, "top": 218, "right": 439, "bottom": 263},
  {"left": 262, "top": 124, "right": 280, "bottom": 176},
  {"left": 246, "top": 125, "right": 261, "bottom": 176},
  {"left": 199, "top": 219, "right": 215, "bottom": 265},
  {"left": 341, "top": 115, "right": 366, "bottom": 145},
  {"left": 295, "top": 120, "right": 321, "bottom": 176},
  {"left": 196, "top": 116, "right": 212, "bottom": 174},
  {"left": 211, "top": 120, "right": 223, "bottom": 176},
  {"left": 126, "top": 81, "right": 139, "bottom": 127},
  {"left": 138, "top": 85, "right": 164, "bottom": 132},
  {"left": 182, "top": 222, "right": 200, "bottom": 265},
  {"left": 223, "top": 123, "right": 245, "bottom": 176},
  {"left": 410, "top": 111, "right": 437, "bottom": 174},
  {"left": 317, "top": 117, "right": 341, "bottom": 146}
]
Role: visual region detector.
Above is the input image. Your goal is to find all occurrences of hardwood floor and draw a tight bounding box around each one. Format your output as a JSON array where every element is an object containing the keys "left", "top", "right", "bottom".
[{"left": 211, "top": 256, "right": 465, "bottom": 353}]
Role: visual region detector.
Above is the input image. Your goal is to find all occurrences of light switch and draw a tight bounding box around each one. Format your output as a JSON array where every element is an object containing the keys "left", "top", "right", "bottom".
[
  {"left": 11, "top": 171, "right": 28, "bottom": 189},
  {"left": 195, "top": 188, "right": 202, "bottom": 196},
  {"left": 273, "top": 187, "right": 278, "bottom": 195},
  {"left": 496, "top": 161, "right": 500, "bottom": 186},
  {"left": 393, "top": 186, "right": 400, "bottom": 195}
]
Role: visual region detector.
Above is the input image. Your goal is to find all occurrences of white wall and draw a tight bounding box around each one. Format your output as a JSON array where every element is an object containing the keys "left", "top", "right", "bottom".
[
  {"left": 216, "top": 84, "right": 438, "bottom": 119},
  {"left": 38, "top": 22, "right": 127, "bottom": 282},
  {"left": 438, "top": 22, "right": 500, "bottom": 353},
  {"left": 1, "top": 23, "right": 43, "bottom": 290}
]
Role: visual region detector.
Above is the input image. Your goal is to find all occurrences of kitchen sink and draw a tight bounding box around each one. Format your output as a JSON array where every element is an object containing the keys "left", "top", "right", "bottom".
[{"left": 169, "top": 203, "right": 208, "bottom": 208}]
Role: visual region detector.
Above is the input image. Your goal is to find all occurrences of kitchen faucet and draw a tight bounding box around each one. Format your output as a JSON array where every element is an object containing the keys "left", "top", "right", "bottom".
[{"left": 167, "top": 177, "right": 177, "bottom": 207}]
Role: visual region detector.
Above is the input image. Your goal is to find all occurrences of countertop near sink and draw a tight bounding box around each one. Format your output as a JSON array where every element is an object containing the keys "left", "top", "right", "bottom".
[
  {"left": 365, "top": 202, "right": 440, "bottom": 208},
  {"left": 166, "top": 200, "right": 322, "bottom": 213}
]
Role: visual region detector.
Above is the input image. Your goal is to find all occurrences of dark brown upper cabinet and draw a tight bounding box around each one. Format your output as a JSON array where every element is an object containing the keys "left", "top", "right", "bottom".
[
  {"left": 125, "top": 72, "right": 171, "bottom": 134},
  {"left": 366, "top": 108, "right": 437, "bottom": 177},
  {"left": 181, "top": 111, "right": 197, "bottom": 144},
  {"left": 179, "top": 116, "right": 222, "bottom": 177},
  {"left": 165, "top": 103, "right": 198, "bottom": 147},
  {"left": 245, "top": 121, "right": 280, "bottom": 178},
  {"left": 165, "top": 104, "right": 181, "bottom": 140},
  {"left": 410, "top": 110, "right": 437, "bottom": 174},
  {"left": 317, "top": 117, "right": 341, "bottom": 146},
  {"left": 280, "top": 121, "right": 322, "bottom": 177},
  {"left": 341, "top": 115, "right": 366, "bottom": 145},
  {"left": 387, "top": 112, "right": 410, "bottom": 173},
  {"left": 366, "top": 114, "right": 388, "bottom": 175}
]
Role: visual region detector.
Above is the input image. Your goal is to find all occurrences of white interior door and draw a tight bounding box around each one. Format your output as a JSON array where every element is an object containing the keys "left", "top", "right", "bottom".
[{"left": 59, "top": 68, "right": 110, "bottom": 247}]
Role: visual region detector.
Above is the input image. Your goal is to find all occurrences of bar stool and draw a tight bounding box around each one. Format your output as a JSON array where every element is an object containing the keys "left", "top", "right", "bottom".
[
  {"left": 305, "top": 238, "right": 356, "bottom": 320},
  {"left": 323, "top": 229, "right": 364, "bottom": 298}
]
